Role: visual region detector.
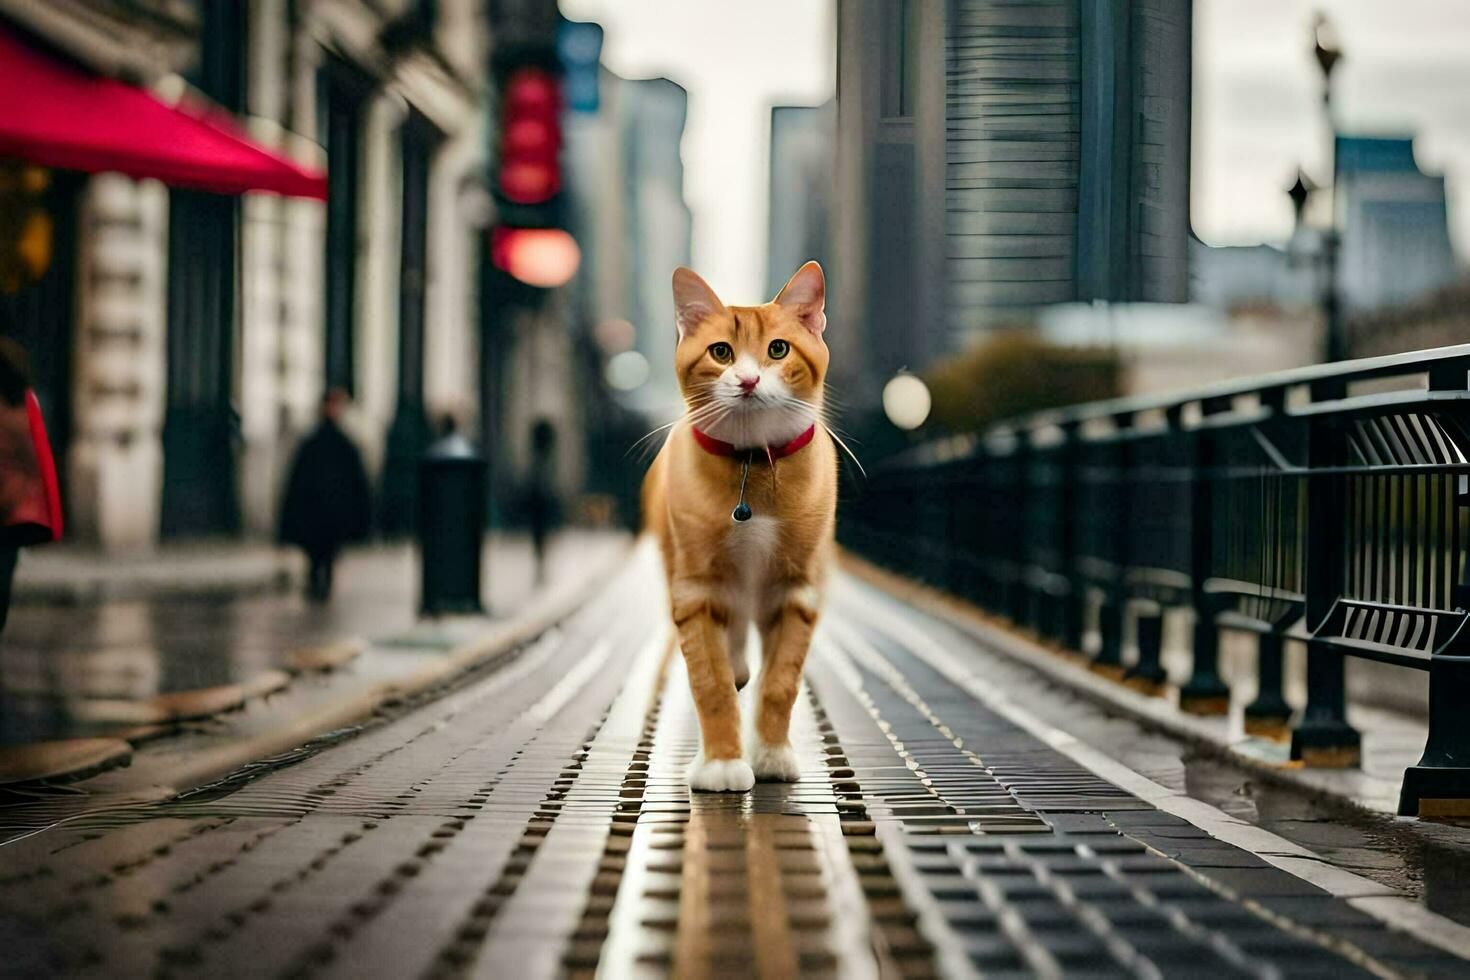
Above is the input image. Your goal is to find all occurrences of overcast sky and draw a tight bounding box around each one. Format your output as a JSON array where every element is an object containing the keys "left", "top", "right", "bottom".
[
  {"left": 559, "top": 0, "right": 836, "bottom": 306},
  {"left": 1195, "top": 0, "right": 1470, "bottom": 252},
  {"left": 559, "top": 0, "right": 1467, "bottom": 302}
]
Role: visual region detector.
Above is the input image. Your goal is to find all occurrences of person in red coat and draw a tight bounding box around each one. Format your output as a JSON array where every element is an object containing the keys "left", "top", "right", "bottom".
[{"left": 0, "top": 336, "right": 63, "bottom": 635}]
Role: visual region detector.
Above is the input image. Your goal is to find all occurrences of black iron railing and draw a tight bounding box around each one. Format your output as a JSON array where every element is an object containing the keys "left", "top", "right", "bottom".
[{"left": 841, "top": 344, "right": 1470, "bottom": 817}]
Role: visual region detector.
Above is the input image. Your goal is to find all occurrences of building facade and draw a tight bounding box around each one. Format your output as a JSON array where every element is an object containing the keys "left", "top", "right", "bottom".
[
  {"left": 1188, "top": 239, "right": 1317, "bottom": 314},
  {"left": 1335, "top": 135, "right": 1457, "bottom": 316},
  {"left": 766, "top": 103, "right": 836, "bottom": 301},
  {"left": 0, "top": 0, "right": 491, "bottom": 551},
  {"left": 828, "top": 0, "right": 1193, "bottom": 405},
  {"left": 615, "top": 75, "right": 694, "bottom": 413},
  {"left": 565, "top": 70, "right": 692, "bottom": 415}
]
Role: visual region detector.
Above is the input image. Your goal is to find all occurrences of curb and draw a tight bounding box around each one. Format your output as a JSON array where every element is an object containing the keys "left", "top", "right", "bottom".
[
  {"left": 0, "top": 738, "right": 133, "bottom": 786},
  {"left": 70, "top": 670, "right": 294, "bottom": 726}
]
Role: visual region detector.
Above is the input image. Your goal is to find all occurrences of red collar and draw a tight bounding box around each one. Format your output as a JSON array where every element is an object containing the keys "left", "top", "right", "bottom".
[{"left": 691, "top": 424, "right": 816, "bottom": 462}]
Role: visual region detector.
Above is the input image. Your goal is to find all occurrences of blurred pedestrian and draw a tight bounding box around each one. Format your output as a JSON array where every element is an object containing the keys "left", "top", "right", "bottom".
[
  {"left": 0, "top": 337, "right": 63, "bottom": 636},
  {"left": 526, "top": 418, "right": 559, "bottom": 585},
  {"left": 280, "top": 389, "right": 371, "bottom": 602}
]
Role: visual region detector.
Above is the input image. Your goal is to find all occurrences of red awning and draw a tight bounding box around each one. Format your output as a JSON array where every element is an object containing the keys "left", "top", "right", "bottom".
[{"left": 0, "top": 26, "right": 326, "bottom": 199}]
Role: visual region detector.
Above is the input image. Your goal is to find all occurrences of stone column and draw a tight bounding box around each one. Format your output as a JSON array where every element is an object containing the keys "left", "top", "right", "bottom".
[
  {"left": 424, "top": 120, "right": 483, "bottom": 431},
  {"left": 69, "top": 174, "right": 168, "bottom": 552},
  {"left": 280, "top": 194, "right": 326, "bottom": 438},
  {"left": 239, "top": 192, "right": 285, "bottom": 537},
  {"left": 237, "top": 0, "right": 292, "bottom": 537},
  {"left": 355, "top": 93, "right": 405, "bottom": 481}
]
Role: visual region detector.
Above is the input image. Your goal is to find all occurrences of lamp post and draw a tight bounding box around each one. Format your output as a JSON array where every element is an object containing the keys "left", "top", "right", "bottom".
[
  {"left": 1286, "top": 165, "right": 1344, "bottom": 364},
  {"left": 1290, "top": 14, "right": 1347, "bottom": 364},
  {"left": 1287, "top": 14, "right": 1346, "bottom": 364}
]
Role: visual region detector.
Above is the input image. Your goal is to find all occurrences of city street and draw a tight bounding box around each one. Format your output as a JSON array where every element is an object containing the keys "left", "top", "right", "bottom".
[
  {"left": 4, "top": 0, "right": 1470, "bottom": 976},
  {"left": 3, "top": 544, "right": 1466, "bottom": 979}
]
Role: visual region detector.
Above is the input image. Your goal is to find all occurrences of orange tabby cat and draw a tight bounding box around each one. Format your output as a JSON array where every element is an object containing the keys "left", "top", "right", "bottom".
[{"left": 643, "top": 261, "right": 836, "bottom": 792}]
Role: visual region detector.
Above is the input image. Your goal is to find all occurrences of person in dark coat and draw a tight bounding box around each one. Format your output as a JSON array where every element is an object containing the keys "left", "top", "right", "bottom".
[
  {"left": 526, "top": 418, "right": 559, "bottom": 585},
  {"left": 280, "top": 389, "right": 371, "bottom": 602}
]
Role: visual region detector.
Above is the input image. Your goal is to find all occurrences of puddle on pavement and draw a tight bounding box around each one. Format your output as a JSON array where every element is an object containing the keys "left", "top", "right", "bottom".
[
  {"left": 0, "top": 615, "right": 574, "bottom": 844},
  {"left": 0, "top": 595, "right": 412, "bottom": 745},
  {"left": 0, "top": 535, "right": 617, "bottom": 747},
  {"left": 1180, "top": 750, "right": 1470, "bottom": 926}
]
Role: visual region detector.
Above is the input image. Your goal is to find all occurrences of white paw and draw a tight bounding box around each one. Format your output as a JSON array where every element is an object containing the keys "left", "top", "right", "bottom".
[
  {"left": 749, "top": 742, "right": 802, "bottom": 783},
  {"left": 687, "top": 757, "right": 755, "bottom": 793}
]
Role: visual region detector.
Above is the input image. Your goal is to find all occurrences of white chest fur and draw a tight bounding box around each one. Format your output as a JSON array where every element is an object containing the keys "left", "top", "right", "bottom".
[{"left": 722, "top": 515, "right": 779, "bottom": 614}]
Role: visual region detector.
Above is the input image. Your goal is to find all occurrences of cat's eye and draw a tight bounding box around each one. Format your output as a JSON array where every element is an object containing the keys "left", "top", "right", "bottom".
[
  {"left": 708, "top": 342, "right": 734, "bottom": 364},
  {"left": 768, "top": 339, "right": 790, "bottom": 360}
]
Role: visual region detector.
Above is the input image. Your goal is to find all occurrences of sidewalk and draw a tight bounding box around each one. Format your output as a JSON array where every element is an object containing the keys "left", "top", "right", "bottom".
[
  {"left": 838, "top": 554, "right": 1470, "bottom": 937},
  {"left": 3, "top": 548, "right": 1466, "bottom": 977},
  {"left": 0, "top": 531, "right": 631, "bottom": 761},
  {"left": 841, "top": 555, "right": 1433, "bottom": 819},
  {"left": 12, "top": 541, "right": 295, "bottom": 602}
]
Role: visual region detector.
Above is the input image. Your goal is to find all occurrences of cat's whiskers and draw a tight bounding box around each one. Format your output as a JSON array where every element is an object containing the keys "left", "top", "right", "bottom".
[
  {"left": 682, "top": 375, "right": 856, "bottom": 476},
  {"left": 768, "top": 391, "right": 866, "bottom": 478},
  {"left": 627, "top": 398, "right": 731, "bottom": 460},
  {"left": 823, "top": 426, "right": 866, "bottom": 478}
]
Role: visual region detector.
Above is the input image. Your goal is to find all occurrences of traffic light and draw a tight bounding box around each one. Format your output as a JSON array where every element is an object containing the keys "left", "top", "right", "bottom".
[
  {"left": 490, "top": 226, "right": 578, "bottom": 288},
  {"left": 497, "top": 65, "right": 561, "bottom": 208},
  {"left": 491, "top": 51, "right": 580, "bottom": 289}
]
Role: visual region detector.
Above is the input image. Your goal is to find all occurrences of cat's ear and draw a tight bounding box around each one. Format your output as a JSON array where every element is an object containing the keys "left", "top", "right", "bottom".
[
  {"left": 672, "top": 267, "right": 725, "bottom": 338},
  {"left": 774, "top": 260, "right": 826, "bottom": 336}
]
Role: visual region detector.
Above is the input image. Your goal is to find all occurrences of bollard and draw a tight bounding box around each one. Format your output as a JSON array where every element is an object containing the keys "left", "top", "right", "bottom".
[
  {"left": 1244, "top": 632, "right": 1292, "bottom": 740},
  {"left": 418, "top": 431, "right": 487, "bottom": 615},
  {"left": 1125, "top": 609, "right": 1168, "bottom": 695},
  {"left": 1093, "top": 600, "right": 1125, "bottom": 678}
]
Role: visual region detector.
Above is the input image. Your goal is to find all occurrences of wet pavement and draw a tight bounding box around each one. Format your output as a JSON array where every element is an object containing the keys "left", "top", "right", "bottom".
[
  {"left": 843, "top": 570, "right": 1470, "bottom": 935},
  {"left": 1182, "top": 753, "right": 1470, "bottom": 927},
  {"left": 0, "top": 532, "right": 623, "bottom": 746},
  {"left": 2, "top": 547, "right": 1468, "bottom": 977}
]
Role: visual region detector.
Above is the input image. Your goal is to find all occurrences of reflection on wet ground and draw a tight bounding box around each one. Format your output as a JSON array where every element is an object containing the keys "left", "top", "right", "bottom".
[
  {"left": 835, "top": 577, "right": 1470, "bottom": 931},
  {"left": 0, "top": 533, "right": 613, "bottom": 746},
  {"left": 1182, "top": 750, "right": 1470, "bottom": 925}
]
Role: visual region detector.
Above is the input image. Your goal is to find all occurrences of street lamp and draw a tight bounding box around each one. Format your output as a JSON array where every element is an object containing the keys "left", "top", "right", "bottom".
[
  {"left": 1287, "top": 170, "right": 1311, "bottom": 228},
  {"left": 1289, "top": 13, "right": 1346, "bottom": 364},
  {"left": 882, "top": 373, "right": 931, "bottom": 431},
  {"left": 1313, "top": 14, "right": 1343, "bottom": 101}
]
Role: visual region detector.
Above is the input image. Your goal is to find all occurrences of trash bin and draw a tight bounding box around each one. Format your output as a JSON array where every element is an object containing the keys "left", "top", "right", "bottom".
[{"left": 417, "top": 431, "right": 487, "bottom": 615}]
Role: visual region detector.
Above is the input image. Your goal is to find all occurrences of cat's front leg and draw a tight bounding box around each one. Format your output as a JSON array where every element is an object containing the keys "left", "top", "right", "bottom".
[
  {"left": 750, "top": 583, "right": 822, "bottom": 782},
  {"left": 671, "top": 581, "right": 755, "bottom": 792}
]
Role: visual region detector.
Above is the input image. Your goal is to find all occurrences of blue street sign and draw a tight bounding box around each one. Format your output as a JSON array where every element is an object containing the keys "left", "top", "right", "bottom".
[{"left": 557, "top": 19, "right": 603, "bottom": 113}]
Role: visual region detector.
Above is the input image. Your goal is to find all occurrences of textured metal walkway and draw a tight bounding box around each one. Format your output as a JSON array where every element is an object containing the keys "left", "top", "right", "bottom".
[{"left": 1, "top": 548, "right": 1465, "bottom": 978}]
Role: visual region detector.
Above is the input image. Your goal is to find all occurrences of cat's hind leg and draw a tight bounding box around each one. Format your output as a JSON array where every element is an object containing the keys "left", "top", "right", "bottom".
[
  {"left": 750, "top": 584, "right": 820, "bottom": 782},
  {"left": 672, "top": 580, "right": 755, "bottom": 792}
]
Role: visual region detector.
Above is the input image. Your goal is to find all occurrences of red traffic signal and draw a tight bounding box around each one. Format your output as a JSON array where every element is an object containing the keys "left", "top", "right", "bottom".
[
  {"left": 498, "top": 66, "right": 561, "bottom": 205},
  {"left": 491, "top": 226, "right": 580, "bottom": 288}
]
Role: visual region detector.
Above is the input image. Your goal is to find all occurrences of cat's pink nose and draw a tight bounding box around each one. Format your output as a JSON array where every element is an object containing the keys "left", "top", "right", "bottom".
[{"left": 737, "top": 374, "right": 760, "bottom": 392}]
